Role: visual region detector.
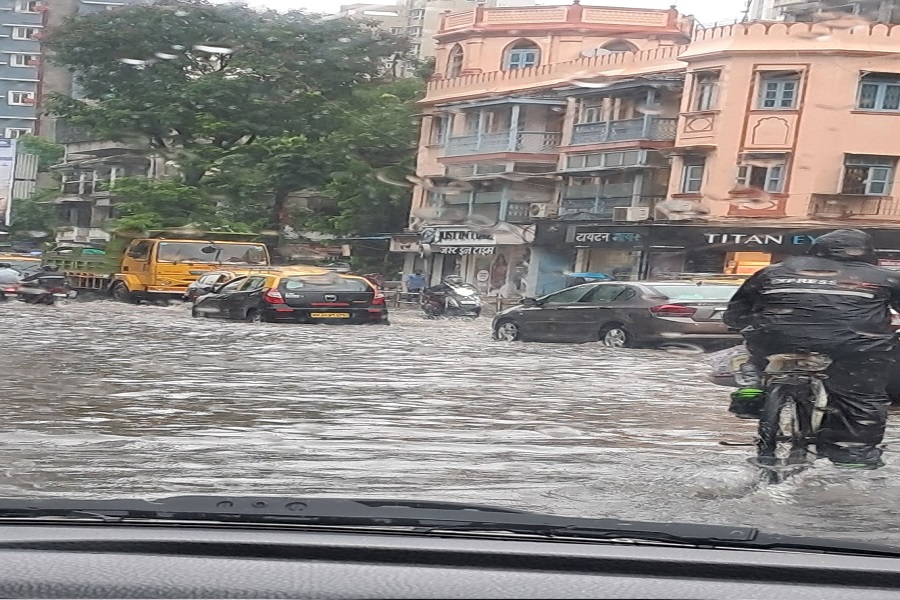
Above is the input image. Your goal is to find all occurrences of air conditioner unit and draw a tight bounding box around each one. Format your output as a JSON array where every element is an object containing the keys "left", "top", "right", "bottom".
[
  {"left": 612, "top": 206, "right": 650, "bottom": 222},
  {"left": 529, "top": 203, "right": 558, "bottom": 219}
]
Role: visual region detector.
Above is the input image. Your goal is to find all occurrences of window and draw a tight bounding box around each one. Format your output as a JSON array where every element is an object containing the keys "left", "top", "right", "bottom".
[
  {"left": 10, "top": 54, "right": 39, "bottom": 68},
  {"left": 503, "top": 41, "right": 540, "bottom": 70},
  {"left": 542, "top": 285, "right": 593, "bottom": 304},
  {"left": 239, "top": 276, "right": 268, "bottom": 291},
  {"left": 693, "top": 71, "right": 719, "bottom": 111},
  {"left": 581, "top": 284, "right": 628, "bottom": 304},
  {"left": 757, "top": 72, "right": 800, "bottom": 109},
  {"left": 447, "top": 44, "right": 463, "bottom": 77},
  {"left": 601, "top": 40, "right": 638, "bottom": 53},
  {"left": 565, "top": 150, "right": 643, "bottom": 170},
  {"left": 407, "top": 26, "right": 422, "bottom": 37},
  {"left": 681, "top": 159, "right": 705, "bottom": 193},
  {"left": 736, "top": 157, "right": 786, "bottom": 192},
  {"left": 389, "top": 27, "right": 403, "bottom": 34},
  {"left": 857, "top": 73, "right": 900, "bottom": 112},
  {"left": 842, "top": 155, "right": 895, "bottom": 195},
  {"left": 126, "top": 241, "right": 152, "bottom": 260},
  {"left": 431, "top": 115, "right": 448, "bottom": 145},
  {"left": 4, "top": 128, "right": 30, "bottom": 139},
  {"left": 11, "top": 27, "right": 39, "bottom": 41},
  {"left": 580, "top": 101, "right": 604, "bottom": 123},
  {"left": 219, "top": 278, "right": 247, "bottom": 293},
  {"left": 8, "top": 91, "right": 35, "bottom": 106},
  {"left": 15, "top": 1, "right": 39, "bottom": 13},
  {"left": 409, "top": 8, "right": 425, "bottom": 19}
]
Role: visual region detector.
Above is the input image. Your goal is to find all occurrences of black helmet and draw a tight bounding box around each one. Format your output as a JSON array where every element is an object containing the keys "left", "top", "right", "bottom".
[
  {"left": 442, "top": 275, "right": 464, "bottom": 286},
  {"left": 809, "top": 229, "right": 877, "bottom": 265},
  {"left": 42, "top": 265, "right": 59, "bottom": 272}
]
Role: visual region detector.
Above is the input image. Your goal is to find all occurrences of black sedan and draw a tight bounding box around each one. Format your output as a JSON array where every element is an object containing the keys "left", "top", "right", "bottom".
[{"left": 492, "top": 281, "right": 741, "bottom": 348}]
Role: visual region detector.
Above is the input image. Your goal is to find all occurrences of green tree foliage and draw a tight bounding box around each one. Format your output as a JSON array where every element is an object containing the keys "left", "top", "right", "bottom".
[
  {"left": 16, "top": 135, "right": 64, "bottom": 172},
  {"left": 44, "top": 0, "right": 420, "bottom": 236}
]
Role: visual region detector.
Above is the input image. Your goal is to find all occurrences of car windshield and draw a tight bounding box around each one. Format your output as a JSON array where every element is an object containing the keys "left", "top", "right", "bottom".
[
  {"left": 156, "top": 243, "right": 267, "bottom": 264},
  {"left": 648, "top": 285, "right": 740, "bottom": 301},
  {"left": 281, "top": 275, "right": 370, "bottom": 292},
  {"left": 6, "top": 0, "right": 900, "bottom": 555}
]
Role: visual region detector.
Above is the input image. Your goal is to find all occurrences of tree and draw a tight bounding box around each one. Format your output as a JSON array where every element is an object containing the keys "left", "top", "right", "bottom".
[
  {"left": 45, "top": 0, "right": 409, "bottom": 191},
  {"left": 16, "top": 135, "right": 64, "bottom": 172}
]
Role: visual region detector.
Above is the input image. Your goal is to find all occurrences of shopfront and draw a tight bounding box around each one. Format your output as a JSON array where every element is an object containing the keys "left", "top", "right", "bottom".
[
  {"left": 419, "top": 225, "right": 534, "bottom": 297},
  {"left": 533, "top": 222, "right": 900, "bottom": 288}
]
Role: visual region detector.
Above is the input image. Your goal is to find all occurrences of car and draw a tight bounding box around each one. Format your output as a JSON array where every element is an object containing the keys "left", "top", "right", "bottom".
[
  {"left": 183, "top": 269, "right": 256, "bottom": 301},
  {"left": 492, "top": 281, "right": 741, "bottom": 348},
  {"left": 191, "top": 267, "right": 389, "bottom": 324}
]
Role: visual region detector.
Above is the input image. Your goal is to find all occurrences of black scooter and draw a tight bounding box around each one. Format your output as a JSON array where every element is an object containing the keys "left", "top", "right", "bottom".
[
  {"left": 421, "top": 282, "right": 483, "bottom": 319},
  {"left": 15, "top": 275, "right": 73, "bottom": 305}
]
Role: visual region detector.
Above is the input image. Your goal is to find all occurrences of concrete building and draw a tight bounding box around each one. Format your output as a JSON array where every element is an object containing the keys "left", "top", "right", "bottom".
[
  {"left": 339, "top": 0, "right": 538, "bottom": 66},
  {"left": 399, "top": 3, "right": 900, "bottom": 297},
  {"left": 749, "top": 0, "right": 900, "bottom": 22}
]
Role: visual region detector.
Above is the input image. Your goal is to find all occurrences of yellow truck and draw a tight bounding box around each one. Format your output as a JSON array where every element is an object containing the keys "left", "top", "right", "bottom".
[{"left": 42, "top": 230, "right": 271, "bottom": 303}]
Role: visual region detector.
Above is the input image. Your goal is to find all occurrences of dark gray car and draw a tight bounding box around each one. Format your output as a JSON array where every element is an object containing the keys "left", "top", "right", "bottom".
[{"left": 492, "top": 281, "right": 741, "bottom": 348}]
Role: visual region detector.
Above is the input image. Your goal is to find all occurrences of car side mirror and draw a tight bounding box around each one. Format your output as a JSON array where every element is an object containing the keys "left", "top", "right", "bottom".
[{"left": 521, "top": 297, "right": 539, "bottom": 307}]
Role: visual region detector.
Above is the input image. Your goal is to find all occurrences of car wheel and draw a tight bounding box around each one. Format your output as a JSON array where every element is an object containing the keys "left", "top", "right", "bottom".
[
  {"left": 111, "top": 281, "right": 136, "bottom": 304},
  {"left": 246, "top": 309, "right": 264, "bottom": 323},
  {"left": 600, "top": 324, "right": 633, "bottom": 348},
  {"left": 494, "top": 320, "right": 521, "bottom": 342}
]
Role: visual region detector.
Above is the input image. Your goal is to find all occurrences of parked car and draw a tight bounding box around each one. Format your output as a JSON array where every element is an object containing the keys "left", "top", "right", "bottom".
[
  {"left": 183, "top": 269, "right": 255, "bottom": 301},
  {"left": 191, "top": 268, "right": 389, "bottom": 325},
  {"left": 492, "top": 281, "right": 741, "bottom": 348}
]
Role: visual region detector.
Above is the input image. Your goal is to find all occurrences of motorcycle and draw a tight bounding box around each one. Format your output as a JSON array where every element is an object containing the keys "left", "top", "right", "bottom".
[
  {"left": 421, "top": 282, "right": 482, "bottom": 319},
  {"left": 14, "top": 275, "right": 74, "bottom": 305}
]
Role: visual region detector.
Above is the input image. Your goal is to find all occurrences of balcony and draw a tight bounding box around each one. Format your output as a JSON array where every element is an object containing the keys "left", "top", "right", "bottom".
[
  {"left": 570, "top": 117, "right": 677, "bottom": 146},
  {"left": 561, "top": 182, "right": 663, "bottom": 218},
  {"left": 808, "top": 194, "right": 900, "bottom": 218},
  {"left": 443, "top": 131, "right": 561, "bottom": 157}
]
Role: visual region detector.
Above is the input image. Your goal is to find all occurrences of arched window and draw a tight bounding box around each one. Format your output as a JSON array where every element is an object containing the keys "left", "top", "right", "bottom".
[
  {"left": 447, "top": 44, "right": 464, "bottom": 78},
  {"left": 602, "top": 39, "right": 638, "bottom": 53},
  {"left": 503, "top": 40, "right": 540, "bottom": 70}
]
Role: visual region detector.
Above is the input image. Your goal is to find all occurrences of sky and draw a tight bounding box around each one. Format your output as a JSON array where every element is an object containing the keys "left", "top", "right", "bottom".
[{"left": 214, "top": 0, "right": 750, "bottom": 27}]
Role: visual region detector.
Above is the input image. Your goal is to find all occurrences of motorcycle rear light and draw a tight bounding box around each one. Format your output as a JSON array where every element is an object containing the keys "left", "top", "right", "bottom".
[
  {"left": 263, "top": 288, "right": 285, "bottom": 304},
  {"left": 650, "top": 304, "right": 696, "bottom": 317},
  {"left": 372, "top": 291, "right": 385, "bottom": 306}
]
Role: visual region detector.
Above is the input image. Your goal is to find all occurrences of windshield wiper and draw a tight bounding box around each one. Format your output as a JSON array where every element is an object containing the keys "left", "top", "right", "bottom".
[{"left": 0, "top": 495, "right": 896, "bottom": 558}]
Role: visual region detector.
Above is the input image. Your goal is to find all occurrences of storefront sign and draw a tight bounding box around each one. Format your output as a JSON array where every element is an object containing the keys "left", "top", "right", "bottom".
[
  {"left": 420, "top": 227, "right": 495, "bottom": 246},
  {"left": 701, "top": 232, "right": 821, "bottom": 247},
  {"left": 440, "top": 246, "right": 496, "bottom": 255},
  {"left": 564, "top": 225, "right": 646, "bottom": 248}
]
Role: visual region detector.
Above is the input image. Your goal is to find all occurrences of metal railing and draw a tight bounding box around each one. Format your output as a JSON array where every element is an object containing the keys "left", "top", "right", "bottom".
[
  {"left": 562, "top": 182, "right": 636, "bottom": 200},
  {"left": 444, "top": 131, "right": 561, "bottom": 156},
  {"left": 570, "top": 117, "right": 677, "bottom": 145}
]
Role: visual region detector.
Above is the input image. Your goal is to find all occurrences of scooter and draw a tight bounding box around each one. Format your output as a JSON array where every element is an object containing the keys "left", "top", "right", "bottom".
[
  {"left": 421, "top": 282, "right": 483, "bottom": 319},
  {"left": 15, "top": 275, "right": 74, "bottom": 305}
]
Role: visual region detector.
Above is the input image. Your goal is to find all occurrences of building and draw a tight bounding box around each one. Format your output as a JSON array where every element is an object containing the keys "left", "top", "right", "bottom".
[
  {"left": 399, "top": 3, "right": 900, "bottom": 297},
  {"left": 338, "top": 0, "right": 538, "bottom": 67},
  {"left": 749, "top": 0, "right": 900, "bottom": 22}
]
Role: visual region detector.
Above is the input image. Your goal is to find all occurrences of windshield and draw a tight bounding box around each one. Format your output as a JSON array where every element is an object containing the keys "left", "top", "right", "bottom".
[
  {"left": 6, "top": 0, "right": 900, "bottom": 552},
  {"left": 648, "top": 285, "right": 740, "bottom": 301},
  {"left": 281, "top": 275, "right": 371, "bottom": 292},
  {"left": 156, "top": 242, "right": 267, "bottom": 264}
]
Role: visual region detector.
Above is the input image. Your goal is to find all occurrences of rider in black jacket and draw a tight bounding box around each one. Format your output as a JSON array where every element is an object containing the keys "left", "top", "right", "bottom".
[{"left": 724, "top": 229, "right": 900, "bottom": 468}]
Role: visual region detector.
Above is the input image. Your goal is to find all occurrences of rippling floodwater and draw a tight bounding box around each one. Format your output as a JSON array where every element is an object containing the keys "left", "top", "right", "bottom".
[{"left": 3, "top": 299, "right": 900, "bottom": 543}]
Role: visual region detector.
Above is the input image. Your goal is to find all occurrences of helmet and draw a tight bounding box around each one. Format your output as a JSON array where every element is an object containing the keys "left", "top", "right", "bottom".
[
  {"left": 42, "top": 265, "right": 59, "bottom": 272},
  {"left": 809, "top": 229, "right": 877, "bottom": 265},
  {"left": 442, "top": 275, "right": 464, "bottom": 286}
]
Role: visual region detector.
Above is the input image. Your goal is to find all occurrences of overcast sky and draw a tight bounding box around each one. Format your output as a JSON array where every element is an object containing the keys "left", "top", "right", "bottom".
[{"left": 214, "top": 0, "right": 750, "bottom": 27}]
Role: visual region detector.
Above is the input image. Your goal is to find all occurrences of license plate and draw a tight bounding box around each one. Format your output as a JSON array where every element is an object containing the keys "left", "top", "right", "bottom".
[{"left": 310, "top": 312, "right": 349, "bottom": 318}]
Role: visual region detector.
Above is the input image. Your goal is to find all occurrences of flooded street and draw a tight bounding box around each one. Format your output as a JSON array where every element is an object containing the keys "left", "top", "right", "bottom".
[{"left": 3, "top": 300, "right": 900, "bottom": 543}]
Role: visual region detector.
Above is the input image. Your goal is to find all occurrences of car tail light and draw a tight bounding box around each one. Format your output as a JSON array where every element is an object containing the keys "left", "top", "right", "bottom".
[
  {"left": 372, "top": 291, "right": 385, "bottom": 306},
  {"left": 650, "top": 304, "right": 697, "bottom": 317},
  {"left": 263, "top": 288, "right": 285, "bottom": 304}
]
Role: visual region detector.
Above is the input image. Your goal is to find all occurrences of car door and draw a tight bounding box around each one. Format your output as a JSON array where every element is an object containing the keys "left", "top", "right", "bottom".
[
  {"left": 195, "top": 277, "right": 247, "bottom": 318},
  {"left": 221, "top": 276, "right": 268, "bottom": 319},
  {"left": 553, "top": 284, "right": 628, "bottom": 341},
  {"left": 521, "top": 285, "right": 597, "bottom": 341}
]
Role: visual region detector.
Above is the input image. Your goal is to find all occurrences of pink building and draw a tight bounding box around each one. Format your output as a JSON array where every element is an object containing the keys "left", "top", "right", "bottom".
[{"left": 397, "top": 4, "right": 900, "bottom": 296}]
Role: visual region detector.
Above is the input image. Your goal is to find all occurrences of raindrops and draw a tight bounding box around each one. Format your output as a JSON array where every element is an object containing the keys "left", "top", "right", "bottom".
[
  {"left": 192, "top": 44, "right": 234, "bottom": 55},
  {"left": 154, "top": 52, "right": 179, "bottom": 61},
  {"left": 655, "top": 198, "right": 711, "bottom": 220},
  {"left": 636, "top": 103, "right": 664, "bottom": 116},
  {"left": 337, "top": 37, "right": 352, "bottom": 43}
]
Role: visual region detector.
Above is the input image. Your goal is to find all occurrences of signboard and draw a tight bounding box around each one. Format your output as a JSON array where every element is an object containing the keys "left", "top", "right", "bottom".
[
  {"left": 0, "top": 139, "right": 17, "bottom": 227},
  {"left": 439, "top": 246, "right": 495, "bottom": 255},
  {"left": 564, "top": 225, "right": 647, "bottom": 248},
  {"left": 420, "top": 227, "right": 495, "bottom": 247}
]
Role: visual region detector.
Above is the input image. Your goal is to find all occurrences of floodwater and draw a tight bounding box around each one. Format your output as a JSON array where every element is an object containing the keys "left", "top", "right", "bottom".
[{"left": 2, "top": 299, "right": 900, "bottom": 543}]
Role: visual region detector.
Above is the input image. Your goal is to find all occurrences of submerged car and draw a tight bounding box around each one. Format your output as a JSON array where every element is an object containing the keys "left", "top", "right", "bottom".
[
  {"left": 492, "top": 281, "right": 741, "bottom": 347},
  {"left": 192, "top": 267, "right": 389, "bottom": 324}
]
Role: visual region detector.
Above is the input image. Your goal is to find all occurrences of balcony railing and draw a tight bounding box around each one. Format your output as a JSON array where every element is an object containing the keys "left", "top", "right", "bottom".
[
  {"left": 61, "top": 179, "right": 111, "bottom": 196},
  {"left": 808, "top": 194, "right": 900, "bottom": 217},
  {"left": 561, "top": 195, "right": 664, "bottom": 218},
  {"left": 562, "top": 182, "right": 636, "bottom": 200},
  {"left": 444, "top": 131, "right": 561, "bottom": 157},
  {"left": 570, "top": 117, "right": 677, "bottom": 146}
]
